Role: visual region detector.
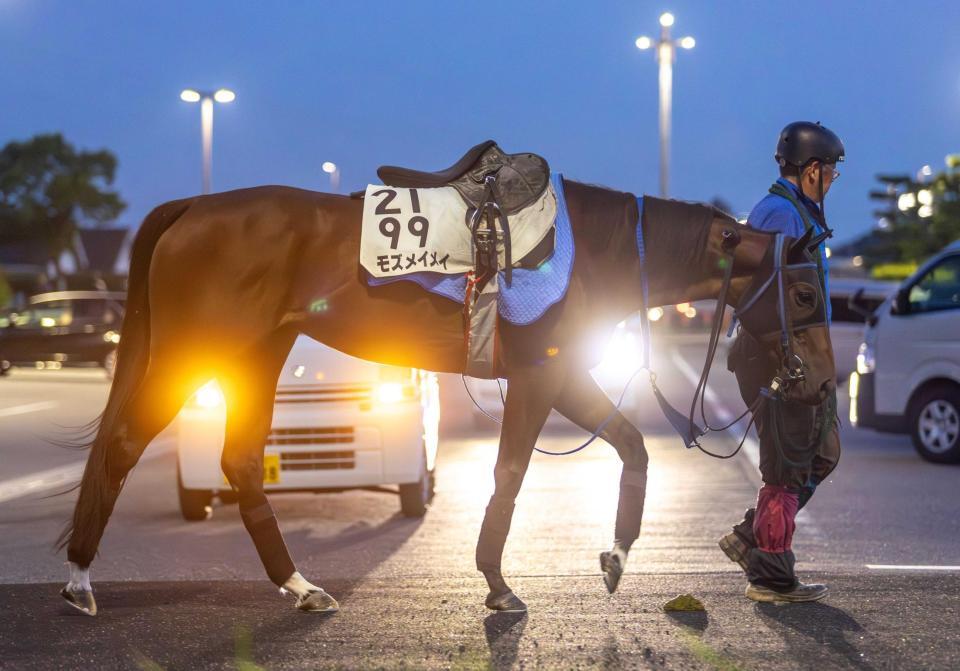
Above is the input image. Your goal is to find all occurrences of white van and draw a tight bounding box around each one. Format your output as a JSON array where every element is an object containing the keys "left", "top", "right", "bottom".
[
  {"left": 827, "top": 278, "right": 897, "bottom": 383},
  {"left": 175, "top": 336, "right": 441, "bottom": 519},
  {"left": 849, "top": 240, "right": 960, "bottom": 463}
]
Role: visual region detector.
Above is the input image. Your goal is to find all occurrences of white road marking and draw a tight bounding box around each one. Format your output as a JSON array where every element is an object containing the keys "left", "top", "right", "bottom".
[
  {"left": 0, "top": 438, "right": 173, "bottom": 505},
  {"left": 866, "top": 564, "right": 960, "bottom": 571},
  {"left": 0, "top": 401, "right": 59, "bottom": 419},
  {"left": 667, "top": 347, "right": 825, "bottom": 541}
]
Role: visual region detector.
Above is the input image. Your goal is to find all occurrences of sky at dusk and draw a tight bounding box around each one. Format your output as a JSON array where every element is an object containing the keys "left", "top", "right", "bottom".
[{"left": 3, "top": 1, "right": 960, "bottom": 244}]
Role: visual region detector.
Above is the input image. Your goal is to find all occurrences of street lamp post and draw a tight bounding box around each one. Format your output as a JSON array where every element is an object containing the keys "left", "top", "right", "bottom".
[
  {"left": 180, "top": 88, "right": 236, "bottom": 194},
  {"left": 635, "top": 13, "right": 695, "bottom": 197},
  {"left": 322, "top": 161, "right": 340, "bottom": 193}
]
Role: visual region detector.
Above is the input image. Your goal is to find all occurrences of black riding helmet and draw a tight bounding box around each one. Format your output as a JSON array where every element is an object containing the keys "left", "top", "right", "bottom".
[
  {"left": 774, "top": 121, "right": 845, "bottom": 229},
  {"left": 775, "top": 121, "right": 845, "bottom": 168}
]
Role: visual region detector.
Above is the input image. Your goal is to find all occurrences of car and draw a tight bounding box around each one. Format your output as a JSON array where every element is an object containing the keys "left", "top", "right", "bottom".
[
  {"left": 849, "top": 240, "right": 960, "bottom": 463},
  {"left": 0, "top": 290, "right": 125, "bottom": 377},
  {"left": 175, "top": 335, "right": 441, "bottom": 520},
  {"left": 827, "top": 278, "right": 897, "bottom": 383}
]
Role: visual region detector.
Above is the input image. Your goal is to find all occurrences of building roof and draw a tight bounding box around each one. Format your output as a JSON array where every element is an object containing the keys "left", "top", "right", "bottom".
[{"left": 77, "top": 228, "right": 131, "bottom": 274}]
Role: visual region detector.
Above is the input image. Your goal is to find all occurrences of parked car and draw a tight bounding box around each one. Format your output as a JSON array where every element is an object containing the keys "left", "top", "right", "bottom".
[
  {"left": 827, "top": 278, "right": 897, "bottom": 383},
  {"left": 0, "top": 291, "right": 125, "bottom": 377},
  {"left": 175, "top": 335, "right": 441, "bottom": 520},
  {"left": 849, "top": 240, "right": 960, "bottom": 463}
]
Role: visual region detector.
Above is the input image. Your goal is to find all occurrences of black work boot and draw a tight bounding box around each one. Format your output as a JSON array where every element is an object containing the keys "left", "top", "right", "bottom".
[
  {"left": 718, "top": 508, "right": 755, "bottom": 572},
  {"left": 745, "top": 581, "right": 828, "bottom": 603}
]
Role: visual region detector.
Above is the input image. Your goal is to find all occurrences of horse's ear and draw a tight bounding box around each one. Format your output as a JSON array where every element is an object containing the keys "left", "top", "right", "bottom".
[{"left": 788, "top": 228, "right": 814, "bottom": 262}]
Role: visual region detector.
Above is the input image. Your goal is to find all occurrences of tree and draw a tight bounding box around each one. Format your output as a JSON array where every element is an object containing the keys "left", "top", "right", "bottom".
[
  {"left": 0, "top": 133, "right": 126, "bottom": 268},
  {"left": 842, "top": 167, "right": 960, "bottom": 273}
]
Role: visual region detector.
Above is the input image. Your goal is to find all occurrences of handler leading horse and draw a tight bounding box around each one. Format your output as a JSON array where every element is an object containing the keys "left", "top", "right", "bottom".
[{"left": 59, "top": 179, "right": 834, "bottom": 615}]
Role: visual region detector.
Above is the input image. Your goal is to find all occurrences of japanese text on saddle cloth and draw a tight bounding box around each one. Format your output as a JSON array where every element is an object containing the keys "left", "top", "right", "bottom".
[{"left": 361, "top": 174, "right": 573, "bottom": 378}]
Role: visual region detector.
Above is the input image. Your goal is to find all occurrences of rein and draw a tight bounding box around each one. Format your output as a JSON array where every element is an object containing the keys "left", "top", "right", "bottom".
[{"left": 646, "top": 231, "right": 809, "bottom": 460}]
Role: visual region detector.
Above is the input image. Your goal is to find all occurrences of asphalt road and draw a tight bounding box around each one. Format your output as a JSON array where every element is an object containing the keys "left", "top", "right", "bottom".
[{"left": 0, "top": 335, "right": 958, "bottom": 670}]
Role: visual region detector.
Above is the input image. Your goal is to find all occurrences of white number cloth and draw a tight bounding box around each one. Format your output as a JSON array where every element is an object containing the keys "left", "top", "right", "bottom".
[{"left": 360, "top": 183, "right": 557, "bottom": 278}]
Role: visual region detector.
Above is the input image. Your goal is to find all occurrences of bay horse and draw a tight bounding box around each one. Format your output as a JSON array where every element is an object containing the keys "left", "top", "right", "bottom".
[{"left": 58, "top": 179, "right": 835, "bottom": 616}]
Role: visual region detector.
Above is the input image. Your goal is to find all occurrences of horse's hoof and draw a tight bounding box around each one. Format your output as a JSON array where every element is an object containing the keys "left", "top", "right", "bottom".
[
  {"left": 485, "top": 590, "right": 527, "bottom": 612},
  {"left": 296, "top": 589, "right": 339, "bottom": 613},
  {"left": 600, "top": 551, "right": 623, "bottom": 594},
  {"left": 60, "top": 588, "right": 97, "bottom": 616}
]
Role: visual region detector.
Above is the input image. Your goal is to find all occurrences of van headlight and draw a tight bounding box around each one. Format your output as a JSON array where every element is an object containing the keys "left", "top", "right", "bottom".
[
  {"left": 188, "top": 381, "right": 225, "bottom": 409},
  {"left": 375, "top": 382, "right": 418, "bottom": 404},
  {"left": 856, "top": 343, "right": 875, "bottom": 375}
]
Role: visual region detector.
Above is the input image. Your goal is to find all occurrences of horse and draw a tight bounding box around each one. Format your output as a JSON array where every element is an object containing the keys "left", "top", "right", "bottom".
[{"left": 58, "top": 178, "right": 835, "bottom": 616}]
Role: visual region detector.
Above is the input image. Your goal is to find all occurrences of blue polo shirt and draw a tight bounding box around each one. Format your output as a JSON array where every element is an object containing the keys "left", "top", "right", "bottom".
[{"left": 747, "top": 177, "right": 832, "bottom": 321}]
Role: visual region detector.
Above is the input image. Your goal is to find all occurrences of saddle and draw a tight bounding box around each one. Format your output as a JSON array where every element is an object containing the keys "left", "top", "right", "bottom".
[
  {"left": 377, "top": 140, "right": 550, "bottom": 215},
  {"left": 378, "top": 141, "right": 552, "bottom": 287}
]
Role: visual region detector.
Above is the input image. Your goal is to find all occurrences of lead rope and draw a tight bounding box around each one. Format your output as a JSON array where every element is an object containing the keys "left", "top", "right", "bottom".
[
  {"left": 680, "top": 240, "right": 777, "bottom": 459},
  {"left": 461, "top": 368, "right": 644, "bottom": 456}
]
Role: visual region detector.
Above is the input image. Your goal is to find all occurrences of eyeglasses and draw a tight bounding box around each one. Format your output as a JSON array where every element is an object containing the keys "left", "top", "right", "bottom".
[{"left": 820, "top": 163, "right": 840, "bottom": 181}]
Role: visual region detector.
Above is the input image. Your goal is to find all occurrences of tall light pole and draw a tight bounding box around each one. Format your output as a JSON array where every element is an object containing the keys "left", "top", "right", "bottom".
[
  {"left": 635, "top": 13, "right": 695, "bottom": 197},
  {"left": 322, "top": 161, "right": 340, "bottom": 193},
  {"left": 180, "top": 88, "right": 236, "bottom": 194}
]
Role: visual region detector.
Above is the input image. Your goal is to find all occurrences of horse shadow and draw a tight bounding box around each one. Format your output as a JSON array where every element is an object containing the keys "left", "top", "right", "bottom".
[
  {"left": 271, "top": 508, "right": 425, "bottom": 606},
  {"left": 483, "top": 611, "right": 527, "bottom": 670},
  {"left": 755, "top": 601, "right": 876, "bottom": 671},
  {"left": 43, "top": 510, "right": 425, "bottom": 669}
]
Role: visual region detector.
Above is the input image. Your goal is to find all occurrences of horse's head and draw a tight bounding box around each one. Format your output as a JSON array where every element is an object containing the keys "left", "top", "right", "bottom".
[{"left": 734, "top": 229, "right": 835, "bottom": 405}]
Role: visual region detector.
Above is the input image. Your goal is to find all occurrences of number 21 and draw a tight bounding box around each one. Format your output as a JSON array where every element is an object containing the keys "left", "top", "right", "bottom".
[{"left": 374, "top": 189, "right": 429, "bottom": 249}]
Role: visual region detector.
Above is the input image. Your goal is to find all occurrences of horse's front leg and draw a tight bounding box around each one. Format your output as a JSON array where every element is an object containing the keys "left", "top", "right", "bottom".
[
  {"left": 477, "top": 359, "right": 566, "bottom": 612},
  {"left": 553, "top": 368, "right": 649, "bottom": 594}
]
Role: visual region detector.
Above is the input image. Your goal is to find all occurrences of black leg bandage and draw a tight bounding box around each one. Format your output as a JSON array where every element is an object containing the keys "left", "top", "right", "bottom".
[
  {"left": 476, "top": 495, "right": 515, "bottom": 572},
  {"left": 614, "top": 466, "right": 647, "bottom": 551},
  {"left": 240, "top": 500, "right": 296, "bottom": 586}
]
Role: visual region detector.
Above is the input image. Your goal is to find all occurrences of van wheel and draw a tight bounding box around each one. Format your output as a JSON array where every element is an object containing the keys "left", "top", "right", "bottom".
[
  {"left": 399, "top": 450, "right": 434, "bottom": 517},
  {"left": 177, "top": 462, "right": 213, "bottom": 521},
  {"left": 910, "top": 384, "right": 960, "bottom": 464}
]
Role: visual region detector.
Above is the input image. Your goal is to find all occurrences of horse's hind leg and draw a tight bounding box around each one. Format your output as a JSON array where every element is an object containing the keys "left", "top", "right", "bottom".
[
  {"left": 553, "top": 368, "right": 649, "bottom": 594},
  {"left": 218, "top": 329, "right": 338, "bottom": 613},
  {"left": 63, "top": 359, "right": 199, "bottom": 615},
  {"left": 477, "top": 361, "right": 566, "bottom": 612}
]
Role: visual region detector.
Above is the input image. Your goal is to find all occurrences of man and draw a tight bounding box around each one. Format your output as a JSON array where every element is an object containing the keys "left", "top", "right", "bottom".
[{"left": 721, "top": 121, "right": 844, "bottom": 602}]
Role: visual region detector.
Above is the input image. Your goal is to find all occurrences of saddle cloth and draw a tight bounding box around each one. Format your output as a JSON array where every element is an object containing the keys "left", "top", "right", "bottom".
[
  {"left": 366, "top": 173, "right": 574, "bottom": 326},
  {"left": 360, "top": 181, "right": 557, "bottom": 279}
]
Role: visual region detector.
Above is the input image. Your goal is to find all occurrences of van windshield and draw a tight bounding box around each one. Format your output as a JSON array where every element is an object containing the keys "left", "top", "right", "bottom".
[{"left": 908, "top": 256, "right": 960, "bottom": 313}]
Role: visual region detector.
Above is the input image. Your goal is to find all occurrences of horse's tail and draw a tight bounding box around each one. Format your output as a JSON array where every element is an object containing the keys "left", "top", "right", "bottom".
[{"left": 57, "top": 198, "right": 194, "bottom": 557}]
